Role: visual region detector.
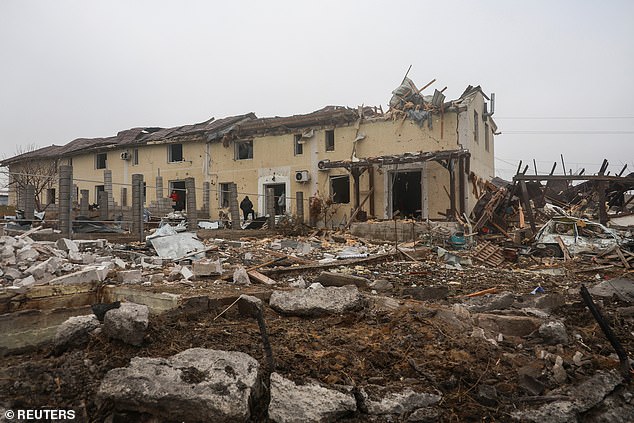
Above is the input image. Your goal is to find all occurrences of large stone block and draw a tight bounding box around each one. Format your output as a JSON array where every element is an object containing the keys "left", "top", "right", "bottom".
[
  {"left": 269, "top": 285, "right": 364, "bottom": 316},
  {"left": 97, "top": 348, "right": 261, "bottom": 422},
  {"left": 268, "top": 372, "right": 356, "bottom": 423},
  {"left": 53, "top": 314, "right": 100, "bottom": 354},
  {"left": 103, "top": 302, "right": 149, "bottom": 346}
]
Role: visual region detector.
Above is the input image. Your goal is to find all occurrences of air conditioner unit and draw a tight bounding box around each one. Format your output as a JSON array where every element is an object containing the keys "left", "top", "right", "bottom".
[
  {"left": 295, "top": 170, "right": 311, "bottom": 182},
  {"left": 120, "top": 151, "right": 131, "bottom": 160}
]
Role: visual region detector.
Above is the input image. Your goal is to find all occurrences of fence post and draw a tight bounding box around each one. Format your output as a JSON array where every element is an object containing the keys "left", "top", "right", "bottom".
[
  {"left": 203, "top": 181, "right": 210, "bottom": 218},
  {"left": 99, "top": 191, "right": 109, "bottom": 221},
  {"left": 58, "top": 165, "right": 73, "bottom": 238},
  {"left": 229, "top": 183, "right": 240, "bottom": 229},
  {"left": 24, "top": 185, "right": 35, "bottom": 220},
  {"left": 295, "top": 191, "right": 304, "bottom": 224},
  {"left": 266, "top": 187, "right": 275, "bottom": 229},
  {"left": 186, "top": 177, "right": 198, "bottom": 230},
  {"left": 131, "top": 174, "right": 144, "bottom": 242}
]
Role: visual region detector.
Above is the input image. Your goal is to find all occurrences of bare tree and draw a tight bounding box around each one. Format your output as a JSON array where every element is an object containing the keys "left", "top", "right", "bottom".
[{"left": 2, "top": 144, "right": 58, "bottom": 211}]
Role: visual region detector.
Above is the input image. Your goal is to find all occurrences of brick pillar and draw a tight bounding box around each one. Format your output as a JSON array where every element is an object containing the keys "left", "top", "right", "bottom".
[
  {"left": 132, "top": 174, "right": 144, "bottom": 241},
  {"left": 185, "top": 177, "right": 198, "bottom": 229},
  {"left": 266, "top": 187, "right": 275, "bottom": 229},
  {"left": 104, "top": 170, "right": 114, "bottom": 209},
  {"left": 295, "top": 191, "right": 304, "bottom": 223},
  {"left": 58, "top": 165, "right": 73, "bottom": 237},
  {"left": 229, "top": 183, "right": 240, "bottom": 229},
  {"left": 156, "top": 176, "right": 163, "bottom": 202},
  {"left": 203, "top": 181, "right": 210, "bottom": 218},
  {"left": 99, "top": 191, "right": 109, "bottom": 221},
  {"left": 120, "top": 187, "right": 127, "bottom": 207},
  {"left": 24, "top": 185, "right": 35, "bottom": 220}
]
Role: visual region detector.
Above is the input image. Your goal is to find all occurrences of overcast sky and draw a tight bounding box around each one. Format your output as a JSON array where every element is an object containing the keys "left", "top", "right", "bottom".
[{"left": 1, "top": 0, "right": 633, "bottom": 183}]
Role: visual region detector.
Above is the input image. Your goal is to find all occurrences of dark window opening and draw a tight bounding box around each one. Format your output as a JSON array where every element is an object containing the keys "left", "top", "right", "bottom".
[
  {"left": 392, "top": 171, "right": 422, "bottom": 219},
  {"left": 47, "top": 188, "right": 56, "bottom": 205},
  {"left": 325, "top": 130, "right": 335, "bottom": 152},
  {"left": 168, "top": 144, "right": 183, "bottom": 162},
  {"left": 294, "top": 134, "right": 303, "bottom": 155},
  {"left": 170, "top": 181, "right": 186, "bottom": 211},
  {"left": 330, "top": 175, "right": 350, "bottom": 204},
  {"left": 95, "top": 153, "right": 107, "bottom": 169},
  {"left": 133, "top": 148, "right": 139, "bottom": 165},
  {"left": 473, "top": 111, "right": 479, "bottom": 144},
  {"left": 219, "top": 183, "right": 231, "bottom": 208},
  {"left": 95, "top": 185, "right": 105, "bottom": 205},
  {"left": 235, "top": 140, "right": 253, "bottom": 160},
  {"left": 485, "top": 123, "right": 490, "bottom": 152}
]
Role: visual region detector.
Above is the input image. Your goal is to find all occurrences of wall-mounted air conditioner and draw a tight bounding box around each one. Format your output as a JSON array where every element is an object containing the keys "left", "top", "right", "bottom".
[
  {"left": 120, "top": 151, "right": 131, "bottom": 160},
  {"left": 295, "top": 170, "right": 311, "bottom": 182}
]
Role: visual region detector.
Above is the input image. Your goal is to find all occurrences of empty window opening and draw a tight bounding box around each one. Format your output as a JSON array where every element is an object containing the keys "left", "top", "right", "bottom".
[
  {"left": 169, "top": 181, "right": 186, "bottom": 211},
  {"left": 235, "top": 140, "right": 253, "bottom": 160},
  {"left": 46, "top": 188, "right": 56, "bottom": 205},
  {"left": 95, "top": 153, "right": 107, "bottom": 169},
  {"left": 133, "top": 148, "right": 139, "bottom": 165},
  {"left": 294, "top": 134, "right": 303, "bottom": 155},
  {"left": 330, "top": 175, "right": 350, "bottom": 204},
  {"left": 485, "top": 123, "right": 490, "bottom": 152},
  {"left": 95, "top": 185, "right": 105, "bottom": 205},
  {"left": 219, "top": 183, "right": 231, "bottom": 208},
  {"left": 473, "top": 111, "right": 479, "bottom": 144},
  {"left": 168, "top": 144, "right": 183, "bottom": 162},
  {"left": 391, "top": 171, "right": 422, "bottom": 219},
  {"left": 325, "top": 130, "right": 335, "bottom": 152}
]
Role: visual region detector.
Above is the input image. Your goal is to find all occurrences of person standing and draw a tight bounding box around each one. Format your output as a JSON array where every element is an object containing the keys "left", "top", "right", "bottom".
[{"left": 240, "top": 196, "right": 254, "bottom": 220}]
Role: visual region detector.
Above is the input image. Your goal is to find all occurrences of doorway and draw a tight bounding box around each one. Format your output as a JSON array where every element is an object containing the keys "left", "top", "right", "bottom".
[
  {"left": 391, "top": 171, "right": 422, "bottom": 219},
  {"left": 264, "top": 183, "right": 286, "bottom": 215},
  {"left": 169, "top": 180, "right": 187, "bottom": 211}
]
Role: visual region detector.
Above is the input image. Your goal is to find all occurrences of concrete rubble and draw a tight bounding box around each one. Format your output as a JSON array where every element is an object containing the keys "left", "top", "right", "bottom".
[{"left": 1, "top": 217, "right": 633, "bottom": 421}]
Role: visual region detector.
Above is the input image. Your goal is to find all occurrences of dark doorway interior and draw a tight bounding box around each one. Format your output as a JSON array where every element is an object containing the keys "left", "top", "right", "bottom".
[
  {"left": 170, "top": 180, "right": 187, "bottom": 211},
  {"left": 392, "top": 171, "right": 422, "bottom": 218},
  {"left": 265, "top": 183, "right": 286, "bottom": 215}
]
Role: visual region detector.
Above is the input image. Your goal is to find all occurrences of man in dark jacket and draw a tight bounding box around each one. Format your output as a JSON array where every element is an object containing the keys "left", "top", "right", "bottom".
[{"left": 240, "top": 196, "right": 254, "bottom": 220}]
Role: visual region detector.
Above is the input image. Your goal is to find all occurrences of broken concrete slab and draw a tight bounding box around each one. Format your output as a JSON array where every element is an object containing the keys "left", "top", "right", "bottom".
[
  {"left": 13, "top": 275, "right": 36, "bottom": 288},
  {"left": 369, "top": 279, "right": 393, "bottom": 292},
  {"left": 232, "top": 266, "right": 250, "bottom": 285},
  {"left": 588, "top": 278, "right": 634, "bottom": 301},
  {"left": 464, "top": 291, "right": 515, "bottom": 312},
  {"left": 361, "top": 387, "right": 442, "bottom": 416},
  {"left": 511, "top": 370, "right": 624, "bottom": 422},
  {"left": 117, "top": 269, "right": 143, "bottom": 284},
  {"left": 55, "top": 238, "right": 79, "bottom": 252},
  {"left": 192, "top": 258, "right": 223, "bottom": 277},
  {"left": 149, "top": 232, "right": 206, "bottom": 260},
  {"left": 315, "top": 271, "right": 370, "bottom": 288},
  {"left": 475, "top": 313, "right": 542, "bottom": 337},
  {"left": 49, "top": 266, "right": 107, "bottom": 285},
  {"left": 268, "top": 372, "right": 356, "bottom": 423},
  {"left": 269, "top": 285, "right": 364, "bottom": 316},
  {"left": 16, "top": 244, "right": 40, "bottom": 262},
  {"left": 53, "top": 314, "right": 100, "bottom": 354},
  {"left": 102, "top": 286, "right": 180, "bottom": 314},
  {"left": 97, "top": 348, "right": 261, "bottom": 422},
  {"left": 25, "top": 257, "right": 63, "bottom": 280},
  {"left": 402, "top": 285, "right": 449, "bottom": 301},
  {"left": 103, "top": 302, "right": 149, "bottom": 346}
]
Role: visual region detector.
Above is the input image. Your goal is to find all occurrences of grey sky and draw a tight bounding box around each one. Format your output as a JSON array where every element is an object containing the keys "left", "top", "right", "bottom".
[{"left": 1, "top": 0, "right": 633, "bottom": 182}]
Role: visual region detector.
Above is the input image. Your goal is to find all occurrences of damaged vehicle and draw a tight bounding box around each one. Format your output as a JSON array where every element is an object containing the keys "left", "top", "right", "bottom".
[{"left": 534, "top": 216, "right": 634, "bottom": 257}]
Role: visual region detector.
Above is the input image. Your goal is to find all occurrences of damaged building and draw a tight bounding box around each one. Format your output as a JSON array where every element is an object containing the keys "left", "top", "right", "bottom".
[{"left": 1, "top": 81, "right": 497, "bottom": 227}]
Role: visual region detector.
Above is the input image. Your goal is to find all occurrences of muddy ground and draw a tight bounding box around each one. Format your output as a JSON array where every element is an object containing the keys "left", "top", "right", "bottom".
[{"left": 1, "top": 231, "right": 633, "bottom": 422}]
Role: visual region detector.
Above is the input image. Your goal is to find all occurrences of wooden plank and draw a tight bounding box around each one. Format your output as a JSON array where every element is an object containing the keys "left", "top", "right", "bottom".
[
  {"left": 615, "top": 248, "right": 631, "bottom": 269},
  {"left": 247, "top": 270, "right": 277, "bottom": 285},
  {"left": 555, "top": 236, "right": 571, "bottom": 261}
]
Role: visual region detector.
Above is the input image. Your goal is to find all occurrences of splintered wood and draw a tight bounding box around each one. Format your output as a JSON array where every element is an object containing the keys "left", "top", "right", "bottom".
[{"left": 471, "top": 241, "right": 505, "bottom": 266}]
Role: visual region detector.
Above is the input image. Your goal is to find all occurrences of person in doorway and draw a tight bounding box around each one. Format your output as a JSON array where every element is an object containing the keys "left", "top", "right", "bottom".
[
  {"left": 277, "top": 193, "right": 285, "bottom": 215},
  {"left": 240, "top": 195, "right": 254, "bottom": 220},
  {"left": 170, "top": 190, "right": 180, "bottom": 211}
]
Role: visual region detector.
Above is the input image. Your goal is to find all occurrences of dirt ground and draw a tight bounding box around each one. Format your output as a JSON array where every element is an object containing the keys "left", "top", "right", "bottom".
[{"left": 1, "top": 231, "right": 633, "bottom": 422}]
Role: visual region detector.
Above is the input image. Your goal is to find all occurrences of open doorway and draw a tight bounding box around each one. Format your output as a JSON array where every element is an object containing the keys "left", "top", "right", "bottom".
[
  {"left": 391, "top": 171, "right": 422, "bottom": 219},
  {"left": 264, "top": 183, "right": 286, "bottom": 215},
  {"left": 169, "top": 180, "right": 187, "bottom": 211}
]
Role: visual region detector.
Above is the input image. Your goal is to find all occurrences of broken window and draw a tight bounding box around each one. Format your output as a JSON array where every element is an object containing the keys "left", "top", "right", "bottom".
[
  {"left": 485, "top": 123, "right": 490, "bottom": 152},
  {"left": 325, "top": 129, "right": 335, "bottom": 152},
  {"left": 235, "top": 140, "right": 253, "bottom": 160},
  {"left": 133, "top": 148, "right": 139, "bottom": 165},
  {"left": 168, "top": 144, "right": 183, "bottom": 163},
  {"left": 219, "top": 183, "right": 231, "bottom": 208},
  {"left": 95, "top": 185, "right": 105, "bottom": 204},
  {"left": 330, "top": 175, "right": 350, "bottom": 204},
  {"left": 473, "top": 111, "right": 479, "bottom": 144},
  {"left": 46, "top": 188, "right": 56, "bottom": 205},
  {"left": 294, "top": 134, "right": 303, "bottom": 155},
  {"left": 95, "top": 153, "right": 107, "bottom": 169}
]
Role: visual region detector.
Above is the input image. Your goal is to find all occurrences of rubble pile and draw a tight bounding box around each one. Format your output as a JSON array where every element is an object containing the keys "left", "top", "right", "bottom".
[{"left": 1, "top": 219, "right": 634, "bottom": 421}]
